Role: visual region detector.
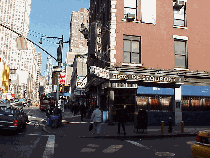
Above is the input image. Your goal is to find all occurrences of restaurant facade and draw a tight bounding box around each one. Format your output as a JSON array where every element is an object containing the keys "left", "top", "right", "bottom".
[{"left": 80, "top": 0, "right": 210, "bottom": 126}]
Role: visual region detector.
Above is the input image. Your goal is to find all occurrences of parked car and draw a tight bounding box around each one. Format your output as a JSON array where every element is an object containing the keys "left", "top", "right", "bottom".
[
  {"left": 0, "top": 104, "right": 28, "bottom": 132},
  {"left": 191, "top": 129, "right": 210, "bottom": 158}
]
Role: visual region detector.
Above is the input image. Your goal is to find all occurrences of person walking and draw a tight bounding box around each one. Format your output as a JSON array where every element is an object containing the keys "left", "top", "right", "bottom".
[
  {"left": 90, "top": 105, "right": 102, "bottom": 135},
  {"left": 116, "top": 105, "right": 127, "bottom": 135},
  {"left": 81, "top": 103, "right": 86, "bottom": 121}
]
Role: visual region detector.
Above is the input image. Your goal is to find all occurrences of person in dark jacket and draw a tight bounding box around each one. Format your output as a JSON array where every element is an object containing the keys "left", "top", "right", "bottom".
[
  {"left": 116, "top": 105, "right": 127, "bottom": 135},
  {"left": 80, "top": 103, "right": 86, "bottom": 121}
]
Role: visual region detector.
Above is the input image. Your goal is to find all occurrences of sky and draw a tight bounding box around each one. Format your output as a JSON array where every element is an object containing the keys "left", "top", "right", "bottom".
[{"left": 29, "top": 0, "right": 90, "bottom": 76}]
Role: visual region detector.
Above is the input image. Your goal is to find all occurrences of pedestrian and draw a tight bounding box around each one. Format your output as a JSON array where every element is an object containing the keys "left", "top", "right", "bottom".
[
  {"left": 75, "top": 103, "right": 78, "bottom": 115},
  {"left": 168, "top": 117, "right": 172, "bottom": 133},
  {"left": 81, "top": 103, "right": 86, "bottom": 121},
  {"left": 116, "top": 105, "right": 127, "bottom": 135},
  {"left": 90, "top": 105, "right": 102, "bottom": 135}
]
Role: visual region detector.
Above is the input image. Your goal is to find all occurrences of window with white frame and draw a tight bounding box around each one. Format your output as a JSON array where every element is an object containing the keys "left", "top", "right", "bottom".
[
  {"left": 124, "top": 0, "right": 137, "bottom": 20},
  {"left": 173, "top": 0, "right": 186, "bottom": 27},
  {"left": 123, "top": 35, "right": 141, "bottom": 64},
  {"left": 141, "top": 0, "right": 156, "bottom": 25},
  {"left": 174, "top": 37, "right": 188, "bottom": 68}
]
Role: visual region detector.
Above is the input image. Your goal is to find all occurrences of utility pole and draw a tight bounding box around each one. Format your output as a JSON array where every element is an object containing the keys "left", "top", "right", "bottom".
[{"left": 43, "top": 35, "right": 68, "bottom": 114}]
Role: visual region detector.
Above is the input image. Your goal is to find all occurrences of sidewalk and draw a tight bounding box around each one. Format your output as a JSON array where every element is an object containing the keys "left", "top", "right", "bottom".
[{"left": 42, "top": 109, "right": 210, "bottom": 138}]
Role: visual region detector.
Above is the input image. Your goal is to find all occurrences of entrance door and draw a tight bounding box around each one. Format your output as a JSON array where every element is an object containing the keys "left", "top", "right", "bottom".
[{"left": 114, "top": 89, "right": 136, "bottom": 122}]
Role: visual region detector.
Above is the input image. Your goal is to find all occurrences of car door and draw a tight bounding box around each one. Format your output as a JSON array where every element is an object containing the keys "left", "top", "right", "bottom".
[{"left": 197, "top": 136, "right": 210, "bottom": 158}]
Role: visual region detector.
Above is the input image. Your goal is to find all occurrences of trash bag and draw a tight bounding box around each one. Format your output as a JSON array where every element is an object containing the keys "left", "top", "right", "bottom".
[{"left": 89, "top": 123, "right": 93, "bottom": 131}]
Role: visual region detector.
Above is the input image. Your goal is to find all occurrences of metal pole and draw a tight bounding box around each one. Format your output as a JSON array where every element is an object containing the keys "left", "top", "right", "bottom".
[{"left": 56, "top": 71, "right": 59, "bottom": 112}]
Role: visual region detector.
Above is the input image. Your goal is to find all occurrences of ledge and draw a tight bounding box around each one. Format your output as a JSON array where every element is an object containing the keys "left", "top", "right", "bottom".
[
  {"left": 121, "top": 19, "right": 141, "bottom": 23},
  {"left": 173, "top": 26, "right": 188, "bottom": 29},
  {"left": 122, "top": 63, "right": 143, "bottom": 67},
  {"left": 174, "top": 68, "right": 189, "bottom": 71}
]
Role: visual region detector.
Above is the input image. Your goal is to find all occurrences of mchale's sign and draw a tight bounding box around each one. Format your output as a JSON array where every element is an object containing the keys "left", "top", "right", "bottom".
[
  {"left": 110, "top": 74, "right": 184, "bottom": 83},
  {"left": 90, "top": 66, "right": 184, "bottom": 84}
]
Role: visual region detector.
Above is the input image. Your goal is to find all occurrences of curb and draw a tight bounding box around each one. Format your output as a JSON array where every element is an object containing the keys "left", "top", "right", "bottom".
[
  {"left": 42, "top": 121, "right": 198, "bottom": 138},
  {"left": 79, "top": 133, "right": 197, "bottom": 139}
]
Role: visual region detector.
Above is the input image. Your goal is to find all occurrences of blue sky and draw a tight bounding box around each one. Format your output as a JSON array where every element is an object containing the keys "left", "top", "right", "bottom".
[{"left": 29, "top": 0, "right": 90, "bottom": 76}]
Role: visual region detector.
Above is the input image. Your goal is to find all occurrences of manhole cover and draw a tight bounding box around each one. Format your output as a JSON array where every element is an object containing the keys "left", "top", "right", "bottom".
[{"left": 155, "top": 152, "right": 175, "bottom": 156}]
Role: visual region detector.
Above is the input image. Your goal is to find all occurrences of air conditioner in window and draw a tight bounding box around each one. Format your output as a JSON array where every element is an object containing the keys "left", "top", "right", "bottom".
[
  {"left": 174, "top": 0, "right": 185, "bottom": 5},
  {"left": 126, "top": 14, "right": 135, "bottom": 22}
]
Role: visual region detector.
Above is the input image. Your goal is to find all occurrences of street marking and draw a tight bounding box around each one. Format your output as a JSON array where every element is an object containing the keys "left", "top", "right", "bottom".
[
  {"left": 42, "top": 135, "right": 55, "bottom": 158},
  {"left": 102, "top": 145, "right": 123, "bottom": 153},
  {"left": 63, "top": 122, "right": 88, "bottom": 124},
  {"left": 155, "top": 152, "right": 175, "bottom": 157},
  {"left": 125, "top": 140, "right": 150, "bottom": 149},
  {"left": 80, "top": 148, "right": 96, "bottom": 153},
  {"left": 27, "top": 133, "right": 41, "bottom": 136},
  {"left": 87, "top": 144, "right": 99, "bottom": 147},
  {"left": 30, "top": 135, "right": 41, "bottom": 149},
  {"left": 186, "top": 141, "right": 197, "bottom": 145}
]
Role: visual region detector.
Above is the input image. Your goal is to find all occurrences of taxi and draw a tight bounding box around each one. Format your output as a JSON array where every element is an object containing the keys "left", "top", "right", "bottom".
[{"left": 191, "top": 130, "right": 210, "bottom": 158}]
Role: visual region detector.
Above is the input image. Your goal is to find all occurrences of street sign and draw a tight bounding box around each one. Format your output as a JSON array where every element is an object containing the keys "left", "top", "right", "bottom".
[
  {"left": 63, "top": 63, "right": 72, "bottom": 67},
  {"left": 53, "top": 68, "right": 62, "bottom": 72}
]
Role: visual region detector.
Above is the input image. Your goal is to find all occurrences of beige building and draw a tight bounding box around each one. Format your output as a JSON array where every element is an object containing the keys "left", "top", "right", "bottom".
[
  {"left": 0, "top": 0, "right": 41, "bottom": 100},
  {"left": 70, "top": 54, "right": 87, "bottom": 103},
  {"left": 65, "top": 8, "right": 89, "bottom": 89}
]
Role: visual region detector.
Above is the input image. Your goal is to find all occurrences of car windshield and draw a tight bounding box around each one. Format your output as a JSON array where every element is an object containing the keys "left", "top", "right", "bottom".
[{"left": 0, "top": 106, "right": 13, "bottom": 114}]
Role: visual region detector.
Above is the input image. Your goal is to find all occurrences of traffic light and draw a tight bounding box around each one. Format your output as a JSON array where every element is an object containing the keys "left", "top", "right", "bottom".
[{"left": 57, "top": 45, "right": 62, "bottom": 64}]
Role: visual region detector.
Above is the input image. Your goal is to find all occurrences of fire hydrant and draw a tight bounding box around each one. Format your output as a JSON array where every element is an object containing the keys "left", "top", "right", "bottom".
[{"left": 168, "top": 117, "right": 172, "bottom": 133}]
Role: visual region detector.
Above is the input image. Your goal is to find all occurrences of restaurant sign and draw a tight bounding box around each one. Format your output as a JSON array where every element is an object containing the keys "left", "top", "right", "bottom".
[{"left": 90, "top": 66, "right": 184, "bottom": 83}]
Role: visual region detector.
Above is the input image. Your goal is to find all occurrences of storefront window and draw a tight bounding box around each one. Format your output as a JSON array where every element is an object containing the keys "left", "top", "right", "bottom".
[
  {"left": 204, "top": 98, "right": 210, "bottom": 111},
  {"left": 149, "top": 96, "right": 159, "bottom": 111},
  {"left": 182, "top": 97, "right": 190, "bottom": 111},
  {"left": 160, "top": 97, "right": 171, "bottom": 112},
  {"left": 191, "top": 97, "right": 202, "bottom": 111},
  {"left": 136, "top": 96, "right": 148, "bottom": 111}
]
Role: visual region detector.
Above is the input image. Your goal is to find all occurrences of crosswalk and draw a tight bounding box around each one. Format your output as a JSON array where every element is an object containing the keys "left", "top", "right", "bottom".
[{"left": 80, "top": 144, "right": 124, "bottom": 153}]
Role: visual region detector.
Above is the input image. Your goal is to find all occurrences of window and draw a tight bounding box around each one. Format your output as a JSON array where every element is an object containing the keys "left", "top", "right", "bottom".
[
  {"left": 124, "top": 0, "right": 137, "bottom": 20},
  {"left": 141, "top": 0, "right": 156, "bottom": 25},
  {"left": 174, "top": 39, "right": 188, "bottom": 68},
  {"left": 173, "top": 0, "right": 186, "bottom": 27},
  {"left": 123, "top": 35, "right": 141, "bottom": 64}
]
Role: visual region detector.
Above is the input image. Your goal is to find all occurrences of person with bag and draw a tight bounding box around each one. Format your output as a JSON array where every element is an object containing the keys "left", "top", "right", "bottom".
[{"left": 90, "top": 105, "right": 102, "bottom": 135}]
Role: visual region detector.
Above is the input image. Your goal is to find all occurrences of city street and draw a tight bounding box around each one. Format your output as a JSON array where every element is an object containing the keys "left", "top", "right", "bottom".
[{"left": 0, "top": 106, "right": 195, "bottom": 158}]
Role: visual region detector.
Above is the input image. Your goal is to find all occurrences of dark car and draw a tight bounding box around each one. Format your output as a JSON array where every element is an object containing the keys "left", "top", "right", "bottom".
[{"left": 0, "top": 105, "right": 28, "bottom": 132}]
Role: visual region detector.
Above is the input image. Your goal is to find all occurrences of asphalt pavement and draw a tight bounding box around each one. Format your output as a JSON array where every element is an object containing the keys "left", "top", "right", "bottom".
[{"left": 42, "top": 109, "right": 209, "bottom": 139}]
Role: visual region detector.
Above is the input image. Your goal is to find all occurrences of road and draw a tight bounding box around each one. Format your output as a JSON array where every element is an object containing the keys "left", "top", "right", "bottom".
[{"left": 0, "top": 106, "right": 195, "bottom": 158}]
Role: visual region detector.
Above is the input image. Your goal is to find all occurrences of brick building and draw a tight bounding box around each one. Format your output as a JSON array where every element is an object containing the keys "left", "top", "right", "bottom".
[{"left": 83, "top": 0, "right": 210, "bottom": 125}]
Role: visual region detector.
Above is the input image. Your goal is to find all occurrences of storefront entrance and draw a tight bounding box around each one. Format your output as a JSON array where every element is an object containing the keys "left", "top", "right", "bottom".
[{"left": 113, "top": 89, "right": 136, "bottom": 122}]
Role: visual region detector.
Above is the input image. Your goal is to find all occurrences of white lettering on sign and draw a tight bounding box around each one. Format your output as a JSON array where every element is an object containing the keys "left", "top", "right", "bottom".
[{"left": 90, "top": 66, "right": 184, "bottom": 83}]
